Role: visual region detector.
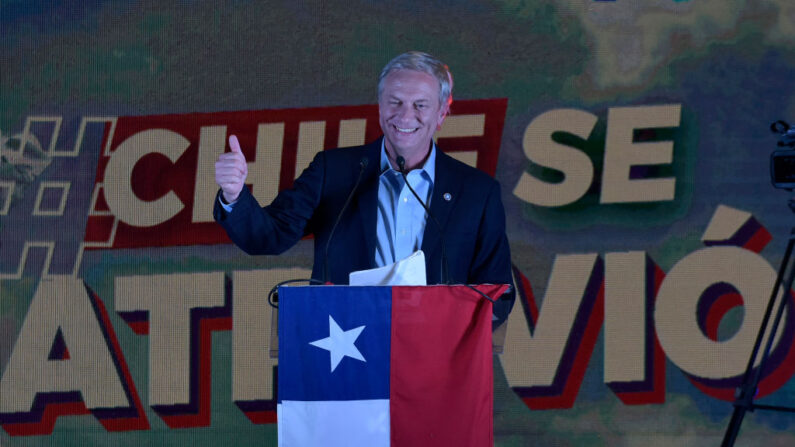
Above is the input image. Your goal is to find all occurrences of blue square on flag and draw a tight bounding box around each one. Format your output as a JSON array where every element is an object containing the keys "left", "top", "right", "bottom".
[{"left": 279, "top": 286, "right": 391, "bottom": 401}]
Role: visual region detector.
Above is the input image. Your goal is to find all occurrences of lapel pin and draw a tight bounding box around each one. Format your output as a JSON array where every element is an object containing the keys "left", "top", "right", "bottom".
[{"left": 443, "top": 193, "right": 452, "bottom": 201}]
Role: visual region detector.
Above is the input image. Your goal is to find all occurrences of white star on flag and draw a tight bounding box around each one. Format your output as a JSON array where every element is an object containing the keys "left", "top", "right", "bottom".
[{"left": 309, "top": 315, "right": 366, "bottom": 372}]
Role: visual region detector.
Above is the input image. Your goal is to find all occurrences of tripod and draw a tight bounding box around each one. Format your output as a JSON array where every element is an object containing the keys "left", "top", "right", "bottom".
[{"left": 720, "top": 225, "right": 795, "bottom": 446}]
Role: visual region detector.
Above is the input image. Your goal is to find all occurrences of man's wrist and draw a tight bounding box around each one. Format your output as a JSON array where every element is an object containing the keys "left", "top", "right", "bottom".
[{"left": 220, "top": 191, "right": 239, "bottom": 205}]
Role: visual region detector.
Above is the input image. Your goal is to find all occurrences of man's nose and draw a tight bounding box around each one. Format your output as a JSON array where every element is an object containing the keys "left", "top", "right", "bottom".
[{"left": 396, "top": 104, "right": 414, "bottom": 122}]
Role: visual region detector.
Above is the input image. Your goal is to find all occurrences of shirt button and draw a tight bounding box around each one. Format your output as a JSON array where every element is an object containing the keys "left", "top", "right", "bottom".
[{"left": 403, "top": 197, "right": 408, "bottom": 203}]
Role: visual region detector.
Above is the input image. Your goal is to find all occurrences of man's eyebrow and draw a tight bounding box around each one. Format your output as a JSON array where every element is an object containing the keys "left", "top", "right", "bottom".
[{"left": 385, "top": 95, "right": 431, "bottom": 103}]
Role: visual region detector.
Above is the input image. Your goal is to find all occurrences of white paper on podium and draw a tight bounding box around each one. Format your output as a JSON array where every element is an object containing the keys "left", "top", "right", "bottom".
[{"left": 348, "top": 250, "right": 427, "bottom": 286}]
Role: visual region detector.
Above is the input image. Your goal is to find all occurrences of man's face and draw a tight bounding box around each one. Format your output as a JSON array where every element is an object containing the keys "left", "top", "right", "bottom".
[{"left": 378, "top": 69, "right": 448, "bottom": 166}]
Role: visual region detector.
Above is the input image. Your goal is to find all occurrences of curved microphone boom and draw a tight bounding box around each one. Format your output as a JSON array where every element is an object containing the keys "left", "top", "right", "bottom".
[
  {"left": 323, "top": 157, "right": 369, "bottom": 283},
  {"left": 396, "top": 156, "right": 450, "bottom": 284}
]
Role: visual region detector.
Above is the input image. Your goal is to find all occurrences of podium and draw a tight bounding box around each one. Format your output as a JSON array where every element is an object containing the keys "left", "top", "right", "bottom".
[{"left": 276, "top": 284, "right": 509, "bottom": 447}]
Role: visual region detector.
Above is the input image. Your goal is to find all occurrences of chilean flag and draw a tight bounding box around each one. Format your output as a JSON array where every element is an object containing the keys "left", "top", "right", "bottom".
[{"left": 277, "top": 284, "right": 507, "bottom": 447}]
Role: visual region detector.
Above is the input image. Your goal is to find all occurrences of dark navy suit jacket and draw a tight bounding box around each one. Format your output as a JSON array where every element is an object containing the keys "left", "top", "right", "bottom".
[{"left": 213, "top": 138, "right": 515, "bottom": 326}]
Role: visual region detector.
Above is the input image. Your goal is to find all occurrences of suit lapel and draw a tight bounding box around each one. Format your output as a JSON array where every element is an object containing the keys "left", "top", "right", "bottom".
[
  {"left": 355, "top": 139, "right": 383, "bottom": 269},
  {"left": 421, "top": 150, "right": 462, "bottom": 279}
]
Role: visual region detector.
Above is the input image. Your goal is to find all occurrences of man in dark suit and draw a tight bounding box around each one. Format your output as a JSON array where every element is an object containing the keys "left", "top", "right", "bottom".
[{"left": 213, "top": 51, "right": 514, "bottom": 327}]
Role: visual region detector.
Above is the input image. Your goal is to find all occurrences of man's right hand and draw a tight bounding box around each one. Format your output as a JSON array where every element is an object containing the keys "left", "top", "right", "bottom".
[{"left": 215, "top": 135, "right": 248, "bottom": 203}]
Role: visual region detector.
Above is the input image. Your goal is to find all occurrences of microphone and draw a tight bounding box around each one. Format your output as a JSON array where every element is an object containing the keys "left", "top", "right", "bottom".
[
  {"left": 323, "top": 157, "right": 369, "bottom": 283},
  {"left": 396, "top": 155, "right": 450, "bottom": 284}
]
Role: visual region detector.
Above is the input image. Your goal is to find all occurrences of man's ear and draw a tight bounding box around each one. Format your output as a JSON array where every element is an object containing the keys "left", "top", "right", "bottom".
[{"left": 436, "top": 101, "right": 451, "bottom": 131}]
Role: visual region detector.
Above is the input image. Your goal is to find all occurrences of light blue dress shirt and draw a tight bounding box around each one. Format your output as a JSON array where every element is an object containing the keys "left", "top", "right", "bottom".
[{"left": 374, "top": 141, "right": 435, "bottom": 267}]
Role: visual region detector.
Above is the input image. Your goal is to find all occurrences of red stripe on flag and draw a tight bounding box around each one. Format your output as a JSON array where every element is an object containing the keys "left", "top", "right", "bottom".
[{"left": 389, "top": 284, "right": 507, "bottom": 447}]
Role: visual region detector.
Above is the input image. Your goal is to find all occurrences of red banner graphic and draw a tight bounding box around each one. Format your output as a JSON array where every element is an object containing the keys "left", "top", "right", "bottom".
[{"left": 84, "top": 99, "right": 508, "bottom": 249}]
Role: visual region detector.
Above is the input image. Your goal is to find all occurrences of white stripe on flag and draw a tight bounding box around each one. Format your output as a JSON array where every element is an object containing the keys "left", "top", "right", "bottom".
[{"left": 278, "top": 399, "right": 390, "bottom": 447}]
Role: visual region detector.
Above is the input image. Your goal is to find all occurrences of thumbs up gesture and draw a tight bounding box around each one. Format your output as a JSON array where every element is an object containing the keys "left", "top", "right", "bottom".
[{"left": 215, "top": 135, "right": 248, "bottom": 203}]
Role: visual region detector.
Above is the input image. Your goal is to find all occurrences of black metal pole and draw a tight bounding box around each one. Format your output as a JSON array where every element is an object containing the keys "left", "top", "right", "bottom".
[{"left": 720, "top": 228, "right": 795, "bottom": 446}]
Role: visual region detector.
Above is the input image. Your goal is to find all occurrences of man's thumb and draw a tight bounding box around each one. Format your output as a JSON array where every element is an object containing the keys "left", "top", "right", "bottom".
[{"left": 229, "top": 135, "right": 243, "bottom": 154}]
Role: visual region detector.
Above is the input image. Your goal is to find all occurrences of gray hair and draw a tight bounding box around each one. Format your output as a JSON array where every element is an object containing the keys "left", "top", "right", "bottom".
[{"left": 377, "top": 51, "right": 453, "bottom": 108}]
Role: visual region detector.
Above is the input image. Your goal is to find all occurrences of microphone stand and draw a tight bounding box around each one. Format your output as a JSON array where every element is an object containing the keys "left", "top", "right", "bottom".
[
  {"left": 269, "top": 157, "right": 369, "bottom": 306},
  {"left": 394, "top": 156, "right": 511, "bottom": 307},
  {"left": 323, "top": 157, "right": 369, "bottom": 283},
  {"left": 396, "top": 156, "right": 450, "bottom": 285},
  {"left": 720, "top": 224, "right": 795, "bottom": 446},
  {"left": 395, "top": 155, "right": 505, "bottom": 304}
]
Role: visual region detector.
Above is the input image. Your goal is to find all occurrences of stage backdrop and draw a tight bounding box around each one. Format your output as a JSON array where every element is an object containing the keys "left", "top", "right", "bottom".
[{"left": 2, "top": 1, "right": 795, "bottom": 446}]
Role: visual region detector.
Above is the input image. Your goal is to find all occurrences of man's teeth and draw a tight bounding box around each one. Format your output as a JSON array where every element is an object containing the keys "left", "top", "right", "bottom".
[{"left": 396, "top": 126, "right": 417, "bottom": 133}]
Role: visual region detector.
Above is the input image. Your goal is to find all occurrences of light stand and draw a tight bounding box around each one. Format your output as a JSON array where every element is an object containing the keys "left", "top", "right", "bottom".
[
  {"left": 720, "top": 224, "right": 795, "bottom": 446},
  {"left": 722, "top": 121, "right": 795, "bottom": 445}
]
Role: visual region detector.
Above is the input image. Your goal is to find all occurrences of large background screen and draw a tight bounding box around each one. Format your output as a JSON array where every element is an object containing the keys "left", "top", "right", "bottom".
[{"left": 2, "top": 1, "right": 795, "bottom": 445}]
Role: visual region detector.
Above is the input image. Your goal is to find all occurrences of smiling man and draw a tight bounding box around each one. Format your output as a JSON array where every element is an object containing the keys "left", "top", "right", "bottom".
[
  {"left": 213, "top": 51, "right": 515, "bottom": 328},
  {"left": 378, "top": 65, "right": 450, "bottom": 171}
]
